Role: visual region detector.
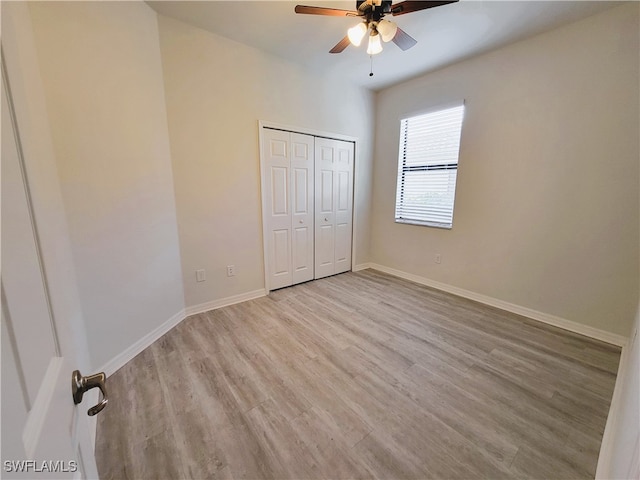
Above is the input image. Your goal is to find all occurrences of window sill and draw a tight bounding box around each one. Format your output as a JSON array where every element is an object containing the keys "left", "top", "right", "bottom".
[{"left": 395, "top": 218, "right": 452, "bottom": 230}]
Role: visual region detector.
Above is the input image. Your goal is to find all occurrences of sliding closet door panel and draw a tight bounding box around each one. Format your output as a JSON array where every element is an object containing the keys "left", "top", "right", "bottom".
[
  {"left": 334, "top": 141, "right": 354, "bottom": 274},
  {"left": 291, "top": 133, "right": 314, "bottom": 284},
  {"left": 263, "top": 129, "right": 292, "bottom": 290}
]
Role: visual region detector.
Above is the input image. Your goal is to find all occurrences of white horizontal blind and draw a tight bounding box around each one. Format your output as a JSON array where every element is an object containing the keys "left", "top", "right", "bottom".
[{"left": 395, "top": 104, "right": 465, "bottom": 228}]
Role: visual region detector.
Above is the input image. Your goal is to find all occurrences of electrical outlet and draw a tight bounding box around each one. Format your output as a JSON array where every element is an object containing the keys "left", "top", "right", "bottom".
[
  {"left": 435, "top": 254, "right": 442, "bottom": 264},
  {"left": 227, "top": 265, "right": 235, "bottom": 277},
  {"left": 196, "top": 269, "right": 206, "bottom": 282}
]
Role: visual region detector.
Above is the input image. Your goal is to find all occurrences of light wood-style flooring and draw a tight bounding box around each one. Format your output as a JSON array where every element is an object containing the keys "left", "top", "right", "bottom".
[{"left": 96, "top": 269, "right": 620, "bottom": 479}]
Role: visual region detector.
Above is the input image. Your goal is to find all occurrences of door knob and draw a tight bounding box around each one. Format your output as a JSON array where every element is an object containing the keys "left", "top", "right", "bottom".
[
  {"left": 299, "top": 220, "right": 303, "bottom": 224},
  {"left": 72, "top": 370, "right": 108, "bottom": 416},
  {"left": 324, "top": 217, "right": 328, "bottom": 222}
]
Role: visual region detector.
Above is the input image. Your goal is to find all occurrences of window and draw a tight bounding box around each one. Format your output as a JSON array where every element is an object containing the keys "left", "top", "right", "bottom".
[{"left": 395, "top": 104, "right": 465, "bottom": 229}]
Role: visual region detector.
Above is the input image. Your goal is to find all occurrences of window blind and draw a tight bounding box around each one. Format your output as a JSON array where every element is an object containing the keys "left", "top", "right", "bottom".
[{"left": 395, "top": 104, "right": 465, "bottom": 229}]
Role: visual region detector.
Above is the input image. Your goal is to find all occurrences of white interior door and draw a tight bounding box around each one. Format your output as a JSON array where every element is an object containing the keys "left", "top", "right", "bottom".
[
  {"left": 290, "top": 133, "right": 315, "bottom": 285},
  {"left": 314, "top": 137, "right": 354, "bottom": 279},
  {"left": 314, "top": 139, "right": 336, "bottom": 279},
  {"left": 262, "top": 129, "right": 293, "bottom": 290},
  {"left": 1, "top": 6, "right": 100, "bottom": 477},
  {"left": 333, "top": 140, "right": 354, "bottom": 274},
  {"left": 261, "top": 128, "right": 314, "bottom": 290}
]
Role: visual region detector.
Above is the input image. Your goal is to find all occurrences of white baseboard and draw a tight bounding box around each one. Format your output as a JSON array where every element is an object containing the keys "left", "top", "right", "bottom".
[
  {"left": 99, "top": 309, "right": 186, "bottom": 377},
  {"left": 366, "top": 263, "right": 628, "bottom": 347},
  {"left": 353, "top": 263, "right": 372, "bottom": 272},
  {"left": 98, "top": 289, "right": 266, "bottom": 377},
  {"left": 184, "top": 289, "right": 266, "bottom": 317}
]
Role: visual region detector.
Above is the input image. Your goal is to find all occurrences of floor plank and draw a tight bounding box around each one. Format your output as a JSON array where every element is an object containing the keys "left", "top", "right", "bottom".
[{"left": 96, "top": 269, "right": 620, "bottom": 479}]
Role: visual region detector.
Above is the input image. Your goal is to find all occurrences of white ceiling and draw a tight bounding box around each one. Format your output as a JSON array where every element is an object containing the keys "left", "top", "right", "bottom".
[{"left": 147, "top": 0, "right": 622, "bottom": 91}]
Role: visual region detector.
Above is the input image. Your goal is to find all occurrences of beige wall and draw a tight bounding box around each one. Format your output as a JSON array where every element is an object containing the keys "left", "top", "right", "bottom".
[
  {"left": 371, "top": 4, "right": 639, "bottom": 336},
  {"left": 156, "top": 15, "right": 374, "bottom": 308},
  {"left": 28, "top": 2, "right": 185, "bottom": 368}
]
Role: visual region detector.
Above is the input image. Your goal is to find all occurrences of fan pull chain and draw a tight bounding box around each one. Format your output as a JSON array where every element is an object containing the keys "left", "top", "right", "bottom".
[{"left": 369, "top": 55, "right": 374, "bottom": 77}]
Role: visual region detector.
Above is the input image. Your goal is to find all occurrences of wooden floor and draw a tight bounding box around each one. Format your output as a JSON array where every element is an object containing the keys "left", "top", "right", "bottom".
[{"left": 96, "top": 270, "right": 620, "bottom": 479}]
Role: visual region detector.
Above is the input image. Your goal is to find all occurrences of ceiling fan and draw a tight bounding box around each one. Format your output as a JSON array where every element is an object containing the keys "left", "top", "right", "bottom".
[{"left": 294, "top": 0, "right": 458, "bottom": 55}]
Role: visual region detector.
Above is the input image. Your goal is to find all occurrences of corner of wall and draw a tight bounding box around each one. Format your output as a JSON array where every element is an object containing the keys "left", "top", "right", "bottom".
[{"left": 596, "top": 306, "right": 640, "bottom": 479}]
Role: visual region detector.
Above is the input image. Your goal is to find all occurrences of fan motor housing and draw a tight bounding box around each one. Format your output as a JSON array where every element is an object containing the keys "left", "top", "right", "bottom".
[{"left": 357, "top": 0, "right": 393, "bottom": 17}]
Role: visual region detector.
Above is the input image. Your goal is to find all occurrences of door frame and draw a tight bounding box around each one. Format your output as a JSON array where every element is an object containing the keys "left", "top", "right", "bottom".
[{"left": 258, "top": 120, "right": 359, "bottom": 292}]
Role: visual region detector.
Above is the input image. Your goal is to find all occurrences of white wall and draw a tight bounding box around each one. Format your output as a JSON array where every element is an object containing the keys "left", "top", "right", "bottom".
[
  {"left": 371, "top": 4, "right": 639, "bottom": 337},
  {"left": 28, "top": 2, "right": 185, "bottom": 368},
  {"left": 156, "top": 14, "right": 374, "bottom": 309}
]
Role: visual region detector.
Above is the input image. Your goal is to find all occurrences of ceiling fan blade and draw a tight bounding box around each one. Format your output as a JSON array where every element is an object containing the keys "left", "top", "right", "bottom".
[
  {"left": 295, "top": 5, "right": 359, "bottom": 17},
  {"left": 391, "top": 0, "right": 458, "bottom": 16},
  {"left": 329, "top": 35, "right": 351, "bottom": 54},
  {"left": 392, "top": 27, "right": 417, "bottom": 50}
]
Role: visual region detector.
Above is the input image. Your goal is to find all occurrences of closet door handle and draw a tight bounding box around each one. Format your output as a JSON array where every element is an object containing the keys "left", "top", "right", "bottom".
[
  {"left": 299, "top": 220, "right": 304, "bottom": 224},
  {"left": 324, "top": 217, "right": 328, "bottom": 222}
]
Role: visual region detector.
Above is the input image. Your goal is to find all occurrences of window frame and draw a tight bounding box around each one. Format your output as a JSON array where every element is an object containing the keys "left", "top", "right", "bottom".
[{"left": 394, "top": 102, "right": 465, "bottom": 230}]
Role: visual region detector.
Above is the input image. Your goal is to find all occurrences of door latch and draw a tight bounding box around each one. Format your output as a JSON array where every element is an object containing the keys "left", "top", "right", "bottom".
[{"left": 72, "top": 370, "right": 108, "bottom": 416}]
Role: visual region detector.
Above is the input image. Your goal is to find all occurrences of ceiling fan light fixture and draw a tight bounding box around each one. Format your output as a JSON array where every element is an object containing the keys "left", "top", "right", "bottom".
[
  {"left": 367, "top": 30, "right": 383, "bottom": 55},
  {"left": 377, "top": 19, "right": 397, "bottom": 42},
  {"left": 347, "top": 22, "right": 368, "bottom": 47}
]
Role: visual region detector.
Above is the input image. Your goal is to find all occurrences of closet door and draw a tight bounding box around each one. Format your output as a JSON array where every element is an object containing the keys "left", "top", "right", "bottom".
[
  {"left": 314, "top": 137, "right": 354, "bottom": 279},
  {"left": 262, "top": 128, "right": 314, "bottom": 290},
  {"left": 334, "top": 140, "right": 354, "bottom": 274},
  {"left": 290, "top": 133, "right": 315, "bottom": 285},
  {"left": 263, "top": 129, "right": 292, "bottom": 290}
]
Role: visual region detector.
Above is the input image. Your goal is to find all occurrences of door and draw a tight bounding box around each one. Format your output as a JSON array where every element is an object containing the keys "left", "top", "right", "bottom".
[
  {"left": 290, "top": 133, "right": 315, "bottom": 285},
  {"left": 1, "top": 6, "right": 100, "bottom": 477},
  {"left": 314, "top": 137, "right": 354, "bottom": 279},
  {"left": 261, "top": 128, "right": 314, "bottom": 290}
]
